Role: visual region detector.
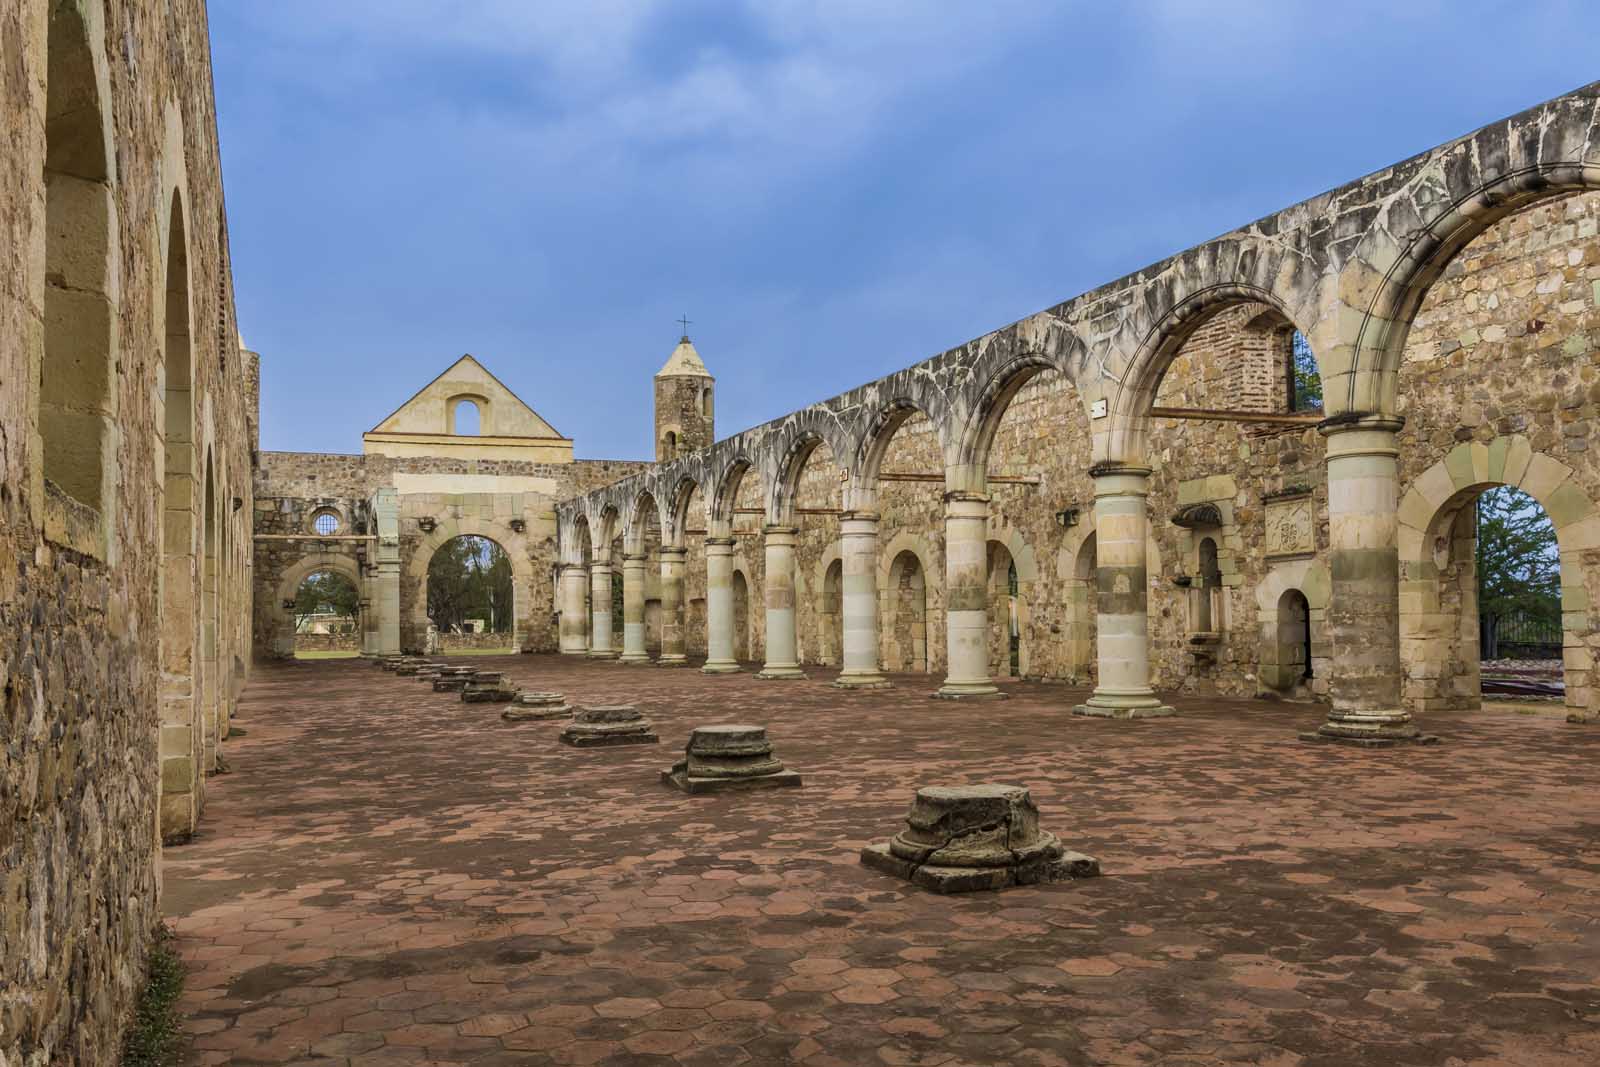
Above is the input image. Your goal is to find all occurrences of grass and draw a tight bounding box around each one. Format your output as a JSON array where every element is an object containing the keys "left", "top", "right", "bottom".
[
  {"left": 121, "top": 923, "right": 188, "bottom": 1067},
  {"left": 293, "top": 650, "right": 360, "bottom": 660}
]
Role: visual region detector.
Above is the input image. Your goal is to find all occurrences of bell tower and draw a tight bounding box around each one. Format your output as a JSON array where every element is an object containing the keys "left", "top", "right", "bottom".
[{"left": 654, "top": 331, "right": 714, "bottom": 462}]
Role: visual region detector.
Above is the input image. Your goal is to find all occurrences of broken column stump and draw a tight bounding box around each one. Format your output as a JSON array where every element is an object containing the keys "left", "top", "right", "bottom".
[
  {"left": 462, "top": 671, "right": 520, "bottom": 704},
  {"left": 559, "top": 705, "right": 659, "bottom": 747},
  {"left": 662, "top": 724, "right": 801, "bottom": 794},
  {"left": 431, "top": 666, "right": 478, "bottom": 692},
  {"left": 860, "top": 784, "right": 1100, "bottom": 894},
  {"left": 502, "top": 691, "right": 573, "bottom": 722}
]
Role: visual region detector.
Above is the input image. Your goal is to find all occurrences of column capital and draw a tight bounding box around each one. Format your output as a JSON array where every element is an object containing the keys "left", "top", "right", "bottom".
[
  {"left": 558, "top": 562, "right": 588, "bottom": 574},
  {"left": 704, "top": 536, "right": 737, "bottom": 549},
  {"left": 1087, "top": 461, "right": 1153, "bottom": 479},
  {"left": 762, "top": 524, "right": 800, "bottom": 542},
  {"left": 941, "top": 489, "right": 990, "bottom": 506},
  {"left": 1317, "top": 412, "right": 1405, "bottom": 438},
  {"left": 658, "top": 544, "right": 688, "bottom": 562},
  {"left": 622, "top": 553, "right": 649, "bottom": 564},
  {"left": 839, "top": 509, "right": 880, "bottom": 524}
]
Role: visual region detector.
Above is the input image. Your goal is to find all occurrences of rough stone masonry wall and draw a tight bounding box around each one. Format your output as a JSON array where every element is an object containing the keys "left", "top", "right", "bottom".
[
  {"left": 253, "top": 452, "right": 648, "bottom": 660},
  {"left": 0, "top": 2, "right": 253, "bottom": 1064}
]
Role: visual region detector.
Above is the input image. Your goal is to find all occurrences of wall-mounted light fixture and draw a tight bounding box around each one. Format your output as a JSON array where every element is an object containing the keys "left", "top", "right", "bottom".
[
  {"left": 417, "top": 516, "right": 437, "bottom": 533},
  {"left": 281, "top": 598, "right": 296, "bottom": 610},
  {"left": 1054, "top": 507, "right": 1080, "bottom": 528},
  {"left": 232, "top": 496, "right": 243, "bottom": 512},
  {"left": 509, "top": 518, "right": 526, "bottom": 533}
]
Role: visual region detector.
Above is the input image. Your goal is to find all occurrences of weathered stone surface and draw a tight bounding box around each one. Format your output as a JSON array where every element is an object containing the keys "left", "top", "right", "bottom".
[
  {"left": 463, "top": 672, "right": 520, "bottom": 704},
  {"left": 662, "top": 724, "right": 803, "bottom": 793},
  {"left": 502, "top": 691, "right": 573, "bottom": 721},
  {"left": 560, "top": 705, "right": 660, "bottom": 746},
  {"left": 860, "top": 785, "right": 1100, "bottom": 893}
]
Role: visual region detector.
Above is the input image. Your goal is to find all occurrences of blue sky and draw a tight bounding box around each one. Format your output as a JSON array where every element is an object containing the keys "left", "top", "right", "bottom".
[{"left": 213, "top": 1, "right": 1600, "bottom": 460}]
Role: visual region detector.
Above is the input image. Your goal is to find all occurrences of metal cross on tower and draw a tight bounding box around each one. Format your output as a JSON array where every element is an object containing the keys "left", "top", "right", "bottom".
[{"left": 678, "top": 315, "right": 692, "bottom": 339}]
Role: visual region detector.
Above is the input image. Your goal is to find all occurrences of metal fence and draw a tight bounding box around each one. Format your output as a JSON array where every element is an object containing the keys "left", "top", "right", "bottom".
[{"left": 1481, "top": 608, "right": 1562, "bottom": 660}]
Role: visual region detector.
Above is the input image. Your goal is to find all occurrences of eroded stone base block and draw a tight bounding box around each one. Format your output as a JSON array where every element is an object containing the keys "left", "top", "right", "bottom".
[
  {"left": 756, "top": 668, "right": 806, "bottom": 681},
  {"left": 1073, "top": 702, "right": 1176, "bottom": 719},
  {"left": 560, "top": 704, "right": 659, "bottom": 746},
  {"left": 502, "top": 692, "right": 573, "bottom": 722},
  {"left": 662, "top": 724, "right": 802, "bottom": 793},
  {"left": 859, "top": 784, "right": 1100, "bottom": 894},
  {"left": 931, "top": 686, "right": 1007, "bottom": 701},
  {"left": 1300, "top": 710, "right": 1439, "bottom": 746},
  {"left": 463, "top": 671, "right": 520, "bottom": 704}
]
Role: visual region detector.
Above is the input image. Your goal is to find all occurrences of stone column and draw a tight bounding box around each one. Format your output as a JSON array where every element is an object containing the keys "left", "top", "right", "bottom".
[
  {"left": 619, "top": 553, "right": 650, "bottom": 664},
  {"left": 935, "top": 492, "right": 1003, "bottom": 699},
  {"left": 371, "top": 489, "right": 402, "bottom": 655},
  {"left": 1306, "top": 415, "right": 1428, "bottom": 743},
  {"left": 658, "top": 546, "right": 688, "bottom": 666},
  {"left": 1073, "top": 466, "right": 1174, "bottom": 718},
  {"left": 588, "top": 560, "right": 615, "bottom": 658},
  {"left": 835, "top": 511, "right": 890, "bottom": 688},
  {"left": 559, "top": 563, "right": 588, "bottom": 655},
  {"left": 702, "top": 537, "right": 741, "bottom": 674},
  {"left": 758, "top": 525, "right": 806, "bottom": 679}
]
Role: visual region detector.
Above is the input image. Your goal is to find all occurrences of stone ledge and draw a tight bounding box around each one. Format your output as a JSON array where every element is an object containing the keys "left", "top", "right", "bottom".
[{"left": 1073, "top": 703, "right": 1176, "bottom": 719}]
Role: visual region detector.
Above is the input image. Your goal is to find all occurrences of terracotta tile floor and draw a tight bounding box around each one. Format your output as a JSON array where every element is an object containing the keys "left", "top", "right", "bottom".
[{"left": 164, "top": 655, "right": 1600, "bottom": 1066}]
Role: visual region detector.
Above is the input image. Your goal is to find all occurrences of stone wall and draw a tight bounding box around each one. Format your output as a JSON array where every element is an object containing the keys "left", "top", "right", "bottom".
[
  {"left": 437, "top": 632, "right": 517, "bottom": 652},
  {"left": 294, "top": 632, "right": 360, "bottom": 653},
  {"left": 0, "top": 2, "right": 253, "bottom": 1063},
  {"left": 252, "top": 451, "right": 649, "bottom": 661}
]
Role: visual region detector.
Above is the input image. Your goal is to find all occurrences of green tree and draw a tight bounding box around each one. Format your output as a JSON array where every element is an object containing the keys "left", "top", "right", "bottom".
[
  {"left": 294, "top": 570, "right": 360, "bottom": 632},
  {"left": 428, "top": 535, "right": 513, "bottom": 634},
  {"left": 1292, "top": 331, "right": 1323, "bottom": 411},
  {"left": 1476, "top": 486, "right": 1560, "bottom": 654}
]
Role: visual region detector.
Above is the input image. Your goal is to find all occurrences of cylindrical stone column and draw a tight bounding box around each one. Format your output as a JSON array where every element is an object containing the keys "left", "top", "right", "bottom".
[
  {"left": 703, "top": 537, "right": 741, "bottom": 674},
  {"left": 935, "top": 492, "right": 1003, "bottom": 699},
  {"left": 559, "top": 564, "right": 588, "bottom": 655},
  {"left": 835, "top": 511, "right": 891, "bottom": 689},
  {"left": 1307, "top": 415, "right": 1426, "bottom": 743},
  {"left": 658, "top": 546, "right": 688, "bottom": 666},
  {"left": 619, "top": 553, "right": 650, "bottom": 664},
  {"left": 588, "top": 560, "right": 615, "bottom": 658},
  {"left": 757, "top": 525, "right": 806, "bottom": 679},
  {"left": 1073, "top": 467, "right": 1174, "bottom": 718}
]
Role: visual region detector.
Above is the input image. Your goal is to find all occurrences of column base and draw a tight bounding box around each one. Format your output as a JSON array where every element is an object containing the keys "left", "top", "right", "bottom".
[
  {"left": 932, "top": 682, "right": 1007, "bottom": 701},
  {"left": 587, "top": 650, "right": 617, "bottom": 660},
  {"left": 835, "top": 672, "right": 892, "bottom": 690},
  {"left": 701, "top": 661, "right": 742, "bottom": 675},
  {"left": 757, "top": 667, "right": 807, "bottom": 680},
  {"left": 559, "top": 649, "right": 588, "bottom": 656},
  {"left": 656, "top": 656, "right": 691, "bottom": 668},
  {"left": 1566, "top": 711, "right": 1593, "bottom": 724},
  {"left": 1072, "top": 691, "right": 1175, "bottom": 719},
  {"left": 1300, "top": 710, "right": 1439, "bottom": 746},
  {"left": 618, "top": 652, "right": 652, "bottom": 665}
]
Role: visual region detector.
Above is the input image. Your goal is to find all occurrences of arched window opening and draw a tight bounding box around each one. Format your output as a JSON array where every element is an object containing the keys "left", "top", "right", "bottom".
[
  {"left": 1477, "top": 487, "right": 1561, "bottom": 666},
  {"left": 41, "top": 2, "right": 114, "bottom": 517},
  {"left": 292, "top": 569, "right": 362, "bottom": 658},
  {"left": 1264, "top": 588, "right": 1314, "bottom": 695},
  {"left": 820, "top": 558, "right": 843, "bottom": 666},
  {"left": 732, "top": 570, "right": 750, "bottom": 662},
  {"left": 428, "top": 535, "right": 514, "bottom": 649},
  {"left": 700, "top": 386, "right": 713, "bottom": 418},
  {"left": 453, "top": 398, "right": 481, "bottom": 435},
  {"left": 1290, "top": 330, "right": 1323, "bottom": 412},
  {"left": 1195, "top": 537, "right": 1222, "bottom": 634},
  {"left": 885, "top": 550, "right": 928, "bottom": 674},
  {"left": 663, "top": 431, "right": 678, "bottom": 458}
]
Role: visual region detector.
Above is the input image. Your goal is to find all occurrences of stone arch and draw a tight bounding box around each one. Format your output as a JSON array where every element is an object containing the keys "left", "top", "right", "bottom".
[
  {"left": 269, "top": 553, "right": 366, "bottom": 659},
  {"left": 812, "top": 540, "right": 844, "bottom": 667},
  {"left": 983, "top": 519, "right": 1038, "bottom": 679},
  {"left": 1254, "top": 562, "right": 1332, "bottom": 701},
  {"left": 1104, "top": 281, "right": 1317, "bottom": 464},
  {"left": 950, "top": 334, "right": 1087, "bottom": 492},
  {"left": 664, "top": 474, "right": 703, "bottom": 547},
  {"left": 406, "top": 518, "right": 537, "bottom": 653},
  {"left": 624, "top": 488, "right": 662, "bottom": 557},
  {"left": 448, "top": 393, "right": 487, "bottom": 435},
  {"left": 1350, "top": 151, "right": 1600, "bottom": 415},
  {"left": 1396, "top": 436, "right": 1599, "bottom": 722},
  {"left": 851, "top": 393, "right": 951, "bottom": 509},
  {"left": 878, "top": 530, "right": 942, "bottom": 675},
  {"left": 766, "top": 414, "right": 858, "bottom": 523},
  {"left": 38, "top": 0, "right": 120, "bottom": 552},
  {"left": 709, "top": 453, "right": 757, "bottom": 530}
]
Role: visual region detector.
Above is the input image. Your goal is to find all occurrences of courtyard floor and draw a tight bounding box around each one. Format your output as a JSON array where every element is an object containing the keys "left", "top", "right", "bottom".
[{"left": 164, "top": 655, "right": 1600, "bottom": 1067}]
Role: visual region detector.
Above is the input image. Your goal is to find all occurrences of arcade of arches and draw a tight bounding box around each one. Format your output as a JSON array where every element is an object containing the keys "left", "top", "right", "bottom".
[{"left": 7, "top": 19, "right": 1600, "bottom": 1061}]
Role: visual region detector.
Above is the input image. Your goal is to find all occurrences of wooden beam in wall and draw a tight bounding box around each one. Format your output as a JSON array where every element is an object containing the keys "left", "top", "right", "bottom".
[
  {"left": 1148, "top": 406, "right": 1322, "bottom": 427},
  {"left": 878, "top": 472, "right": 1041, "bottom": 486}
]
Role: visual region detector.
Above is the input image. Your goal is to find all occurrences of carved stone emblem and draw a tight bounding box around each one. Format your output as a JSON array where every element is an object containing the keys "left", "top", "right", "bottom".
[{"left": 1264, "top": 496, "right": 1315, "bottom": 558}]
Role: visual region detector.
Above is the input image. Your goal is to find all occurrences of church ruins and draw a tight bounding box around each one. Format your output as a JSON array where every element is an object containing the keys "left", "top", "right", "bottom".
[{"left": 4, "top": 0, "right": 1600, "bottom": 1061}]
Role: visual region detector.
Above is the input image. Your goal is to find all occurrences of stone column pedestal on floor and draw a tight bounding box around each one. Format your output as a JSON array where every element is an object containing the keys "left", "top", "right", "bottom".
[
  {"left": 1074, "top": 466, "right": 1174, "bottom": 719},
  {"left": 758, "top": 526, "right": 806, "bottom": 679},
  {"left": 560, "top": 705, "right": 660, "bottom": 746},
  {"left": 702, "top": 537, "right": 742, "bottom": 674},
  {"left": 662, "top": 725, "right": 802, "bottom": 793},
  {"left": 1304, "top": 415, "right": 1436, "bottom": 746},
  {"left": 835, "top": 511, "right": 891, "bottom": 689},
  {"left": 935, "top": 493, "right": 1003, "bottom": 699},
  {"left": 861, "top": 785, "right": 1099, "bottom": 893}
]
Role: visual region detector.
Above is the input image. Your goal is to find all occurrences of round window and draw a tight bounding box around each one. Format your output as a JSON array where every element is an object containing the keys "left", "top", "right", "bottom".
[{"left": 312, "top": 510, "right": 341, "bottom": 536}]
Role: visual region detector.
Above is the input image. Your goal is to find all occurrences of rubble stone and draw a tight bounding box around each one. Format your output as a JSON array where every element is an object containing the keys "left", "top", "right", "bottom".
[
  {"left": 560, "top": 705, "right": 660, "bottom": 747},
  {"left": 502, "top": 691, "right": 574, "bottom": 722},
  {"left": 860, "top": 785, "right": 1100, "bottom": 893},
  {"left": 662, "top": 725, "right": 802, "bottom": 793}
]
